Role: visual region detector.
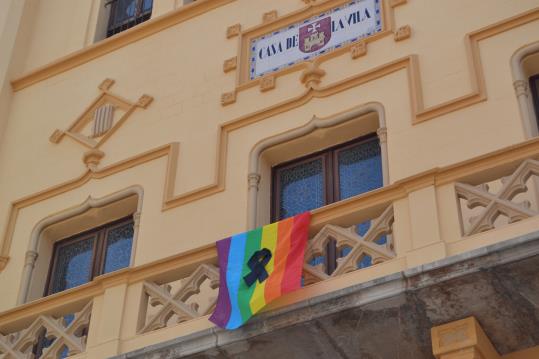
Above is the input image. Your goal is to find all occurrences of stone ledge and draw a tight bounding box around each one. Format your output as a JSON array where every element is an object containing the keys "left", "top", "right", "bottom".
[{"left": 111, "top": 230, "right": 539, "bottom": 358}]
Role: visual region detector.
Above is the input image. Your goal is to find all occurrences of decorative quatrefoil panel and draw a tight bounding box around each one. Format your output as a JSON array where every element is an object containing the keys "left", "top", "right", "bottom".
[{"left": 49, "top": 79, "right": 153, "bottom": 149}]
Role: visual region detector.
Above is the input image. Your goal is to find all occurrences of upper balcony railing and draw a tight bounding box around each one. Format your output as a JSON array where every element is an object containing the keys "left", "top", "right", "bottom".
[
  {"left": 106, "top": 0, "right": 153, "bottom": 38},
  {"left": 1, "top": 138, "right": 539, "bottom": 358}
]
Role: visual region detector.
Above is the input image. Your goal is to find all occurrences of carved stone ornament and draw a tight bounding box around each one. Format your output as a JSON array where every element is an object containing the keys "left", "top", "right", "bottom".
[
  {"left": 0, "top": 302, "right": 92, "bottom": 358},
  {"left": 260, "top": 75, "right": 276, "bottom": 92},
  {"left": 300, "top": 62, "right": 326, "bottom": 89},
  {"left": 139, "top": 264, "right": 219, "bottom": 333},
  {"left": 456, "top": 159, "right": 539, "bottom": 236},
  {"left": 82, "top": 149, "right": 105, "bottom": 171},
  {"left": 263, "top": 10, "right": 278, "bottom": 23},
  {"left": 226, "top": 23, "right": 241, "bottom": 39},
  {"left": 49, "top": 78, "right": 154, "bottom": 153},
  {"left": 221, "top": 91, "right": 237, "bottom": 106},
  {"left": 389, "top": 0, "right": 407, "bottom": 7},
  {"left": 303, "top": 206, "right": 395, "bottom": 285},
  {"left": 351, "top": 41, "right": 367, "bottom": 59},
  {"left": 513, "top": 80, "right": 529, "bottom": 98},
  {"left": 394, "top": 25, "right": 412, "bottom": 41},
  {"left": 223, "top": 56, "right": 238, "bottom": 73}
]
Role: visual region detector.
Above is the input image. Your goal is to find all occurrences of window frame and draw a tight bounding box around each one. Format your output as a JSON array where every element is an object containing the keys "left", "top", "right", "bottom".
[
  {"left": 271, "top": 133, "right": 380, "bottom": 222},
  {"left": 105, "top": 0, "right": 153, "bottom": 38},
  {"left": 44, "top": 216, "right": 134, "bottom": 296},
  {"left": 530, "top": 74, "right": 539, "bottom": 126}
]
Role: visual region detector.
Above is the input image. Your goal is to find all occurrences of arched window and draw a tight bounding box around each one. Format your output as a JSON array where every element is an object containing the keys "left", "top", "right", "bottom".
[{"left": 271, "top": 133, "right": 383, "bottom": 221}]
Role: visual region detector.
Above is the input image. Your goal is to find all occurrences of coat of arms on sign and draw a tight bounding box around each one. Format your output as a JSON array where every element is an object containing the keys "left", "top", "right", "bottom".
[{"left": 299, "top": 17, "right": 331, "bottom": 53}]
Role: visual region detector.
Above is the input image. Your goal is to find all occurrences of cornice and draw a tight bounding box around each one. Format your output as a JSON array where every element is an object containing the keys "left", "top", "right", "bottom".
[{"left": 10, "top": 0, "right": 236, "bottom": 91}]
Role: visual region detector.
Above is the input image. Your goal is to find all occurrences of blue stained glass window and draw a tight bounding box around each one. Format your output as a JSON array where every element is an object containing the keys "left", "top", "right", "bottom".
[
  {"left": 337, "top": 138, "right": 383, "bottom": 200},
  {"left": 50, "top": 237, "right": 95, "bottom": 294},
  {"left": 103, "top": 223, "right": 134, "bottom": 274},
  {"left": 358, "top": 254, "right": 372, "bottom": 269},
  {"left": 278, "top": 158, "right": 325, "bottom": 219},
  {"left": 47, "top": 217, "right": 134, "bottom": 296}
]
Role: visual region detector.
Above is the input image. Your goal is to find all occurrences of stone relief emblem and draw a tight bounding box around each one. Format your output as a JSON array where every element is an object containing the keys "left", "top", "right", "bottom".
[{"left": 299, "top": 17, "right": 331, "bottom": 53}]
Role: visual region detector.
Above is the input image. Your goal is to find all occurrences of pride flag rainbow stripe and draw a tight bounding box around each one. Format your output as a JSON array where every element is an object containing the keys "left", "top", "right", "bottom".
[{"left": 209, "top": 212, "right": 311, "bottom": 329}]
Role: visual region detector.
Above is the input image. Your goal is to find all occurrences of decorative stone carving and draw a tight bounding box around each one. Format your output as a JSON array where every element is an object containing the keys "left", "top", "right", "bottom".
[
  {"left": 139, "top": 264, "right": 219, "bottom": 333},
  {"left": 260, "top": 75, "right": 276, "bottom": 92},
  {"left": 300, "top": 62, "right": 326, "bottom": 89},
  {"left": 49, "top": 129, "right": 65, "bottom": 144},
  {"left": 456, "top": 159, "right": 539, "bottom": 236},
  {"left": 432, "top": 317, "right": 501, "bottom": 359},
  {"left": 263, "top": 10, "right": 278, "bottom": 23},
  {"left": 223, "top": 56, "right": 238, "bottom": 73},
  {"left": 226, "top": 23, "right": 241, "bottom": 39},
  {"left": 351, "top": 41, "right": 367, "bottom": 59},
  {"left": 248, "top": 173, "right": 261, "bottom": 191},
  {"left": 389, "top": 0, "right": 407, "bottom": 7},
  {"left": 513, "top": 80, "right": 529, "bottom": 98},
  {"left": 0, "top": 302, "right": 92, "bottom": 359},
  {"left": 82, "top": 149, "right": 105, "bottom": 171},
  {"left": 303, "top": 206, "right": 395, "bottom": 285},
  {"left": 136, "top": 94, "right": 154, "bottom": 109},
  {"left": 98, "top": 78, "right": 115, "bottom": 92},
  {"left": 376, "top": 127, "right": 388, "bottom": 143},
  {"left": 394, "top": 25, "right": 411, "bottom": 41},
  {"left": 221, "top": 91, "right": 237, "bottom": 106},
  {"left": 91, "top": 104, "right": 115, "bottom": 138},
  {"left": 49, "top": 79, "right": 153, "bottom": 150}
]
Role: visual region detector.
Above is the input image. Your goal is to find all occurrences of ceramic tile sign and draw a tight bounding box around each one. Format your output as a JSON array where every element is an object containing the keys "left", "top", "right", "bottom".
[{"left": 249, "top": 0, "right": 382, "bottom": 80}]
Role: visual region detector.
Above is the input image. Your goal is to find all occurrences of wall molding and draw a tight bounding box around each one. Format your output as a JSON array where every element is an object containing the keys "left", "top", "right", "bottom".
[
  {"left": 228, "top": 0, "right": 405, "bottom": 91},
  {"left": 10, "top": 0, "right": 237, "bottom": 91},
  {"left": 16, "top": 185, "right": 144, "bottom": 305},
  {"left": 2, "top": 131, "right": 539, "bottom": 272},
  {"left": 50, "top": 79, "right": 153, "bottom": 152},
  {"left": 246, "top": 102, "right": 389, "bottom": 229},
  {"left": 511, "top": 40, "right": 539, "bottom": 138},
  {"left": 1, "top": 7, "right": 539, "bottom": 271}
]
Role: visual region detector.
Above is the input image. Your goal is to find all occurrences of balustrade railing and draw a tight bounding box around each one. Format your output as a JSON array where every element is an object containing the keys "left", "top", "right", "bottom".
[
  {"left": 3, "top": 143, "right": 539, "bottom": 358},
  {"left": 456, "top": 159, "right": 539, "bottom": 236},
  {"left": 0, "top": 302, "right": 91, "bottom": 359}
]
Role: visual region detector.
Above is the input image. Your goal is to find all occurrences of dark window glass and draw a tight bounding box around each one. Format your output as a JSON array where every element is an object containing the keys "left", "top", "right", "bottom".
[
  {"left": 278, "top": 157, "right": 325, "bottom": 219},
  {"left": 106, "top": 0, "right": 153, "bottom": 38},
  {"left": 336, "top": 137, "right": 382, "bottom": 200},
  {"left": 272, "top": 134, "right": 382, "bottom": 221},
  {"left": 46, "top": 217, "right": 134, "bottom": 296},
  {"left": 103, "top": 222, "right": 134, "bottom": 274},
  {"left": 49, "top": 236, "right": 95, "bottom": 294},
  {"left": 531, "top": 74, "right": 539, "bottom": 128}
]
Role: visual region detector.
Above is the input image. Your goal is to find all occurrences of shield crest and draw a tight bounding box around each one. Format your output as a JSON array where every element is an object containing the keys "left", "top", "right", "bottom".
[{"left": 299, "top": 17, "right": 332, "bottom": 53}]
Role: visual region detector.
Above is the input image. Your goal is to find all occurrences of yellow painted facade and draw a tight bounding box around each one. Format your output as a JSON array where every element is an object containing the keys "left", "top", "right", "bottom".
[{"left": 1, "top": 0, "right": 539, "bottom": 358}]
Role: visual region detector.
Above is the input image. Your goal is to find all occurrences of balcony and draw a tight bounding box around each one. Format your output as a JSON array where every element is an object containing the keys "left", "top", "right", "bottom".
[{"left": 1, "top": 139, "right": 539, "bottom": 358}]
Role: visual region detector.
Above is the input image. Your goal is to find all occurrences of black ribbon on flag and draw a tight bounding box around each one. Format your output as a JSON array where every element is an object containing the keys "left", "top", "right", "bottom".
[{"left": 244, "top": 248, "right": 272, "bottom": 287}]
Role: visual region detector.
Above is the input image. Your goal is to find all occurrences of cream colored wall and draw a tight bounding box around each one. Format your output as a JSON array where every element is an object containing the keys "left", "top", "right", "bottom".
[
  {"left": 0, "top": 0, "right": 27, "bottom": 145},
  {"left": 0, "top": 2, "right": 539, "bottom": 353}
]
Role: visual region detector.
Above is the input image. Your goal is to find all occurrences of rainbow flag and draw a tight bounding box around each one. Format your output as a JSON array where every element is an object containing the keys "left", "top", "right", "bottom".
[{"left": 209, "top": 212, "right": 311, "bottom": 329}]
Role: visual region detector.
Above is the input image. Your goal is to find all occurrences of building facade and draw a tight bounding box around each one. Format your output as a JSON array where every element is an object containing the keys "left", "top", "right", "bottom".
[{"left": 1, "top": 0, "right": 539, "bottom": 358}]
